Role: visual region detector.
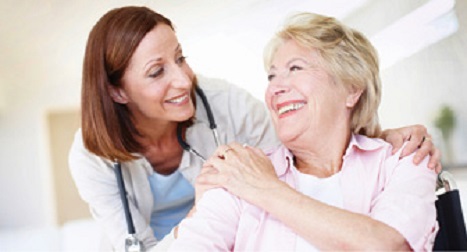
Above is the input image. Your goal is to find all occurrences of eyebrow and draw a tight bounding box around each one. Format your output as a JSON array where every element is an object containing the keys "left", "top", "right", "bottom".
[
  {"left": 269, "top": 57, "right": 309, "bottom": 72},
  {"left": 143, "top": 44, "right": 182, "bottom": 71},
  {"left": 286, "top": 57, "right": 309, "bottom": 66},
  {"left": 143, "top": 58, "right": 162, "bottom": 73}
]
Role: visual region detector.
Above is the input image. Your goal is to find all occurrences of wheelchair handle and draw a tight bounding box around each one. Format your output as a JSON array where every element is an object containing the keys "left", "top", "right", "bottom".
[{"left": 437, "top": 171, "right": 458, "bottom": 192}]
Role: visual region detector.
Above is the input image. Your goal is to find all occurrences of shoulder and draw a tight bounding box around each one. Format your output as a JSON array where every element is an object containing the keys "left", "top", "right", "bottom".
[
  {"left": 68, "top": 129, "right": 149, "bottom": 178},
  {"left": 194, "top": 74, "right": 277, "bottom": 147},
  {"left": 346, "top": 134, "right": 394, "bottom": 163},
  {"left": 196, "top": 75, "right": 231, "bottom": 90},
  {"left": 68, "top": 128, "right": 114, "bottom": 178},
  {"left": 69, "top": 129, "right": 110, "bottom": 165},
  {"left": 194, "top": 74, "right": 268, "bottom": 124},
  {"left": 69, "top": 128, "right": 97, "bottom": 164},
  {"left": 349, "top": 134, "right": 435, "bottom": 183},
  {"left": 352, "top": 134, "right": 392, "bottom": 152},
  {"left": 196, "top": 74, "right": 254, "bottom": 101},
  {"left": 263, "top": 144, "right": 287, "bottom": 157},
  {"left": 342, "top": 134, "right": 394, "bottom": 182},
  {"left": 264, "top": 145, "right": 291, "bottom": 176},
  {"left": 385, "top": 142, "right": 434, "bottom": 178}
]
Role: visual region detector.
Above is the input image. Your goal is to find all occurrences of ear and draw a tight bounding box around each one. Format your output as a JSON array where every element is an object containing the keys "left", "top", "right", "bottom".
[
  {"left": 107, "top": 85, "right": 129, "bottom": 104},
  {"left": 345, "top": 88, "right": 363, "bottom": 108}
]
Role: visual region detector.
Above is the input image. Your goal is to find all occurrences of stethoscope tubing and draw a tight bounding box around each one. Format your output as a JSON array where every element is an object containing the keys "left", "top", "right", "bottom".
[
  {"left": 114, "top": 162, "right": 136, "bottom": 235},
  {"left": 176, "top": 86, "right": 220, "bottom": 161},
  {"left": 114, "top": 86, "right": 219, "bottom": 249}
]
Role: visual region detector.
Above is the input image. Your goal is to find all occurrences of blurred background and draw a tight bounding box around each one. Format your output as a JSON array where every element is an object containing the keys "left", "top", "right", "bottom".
[{"left": 0, "top": 0, "right": 466, "bottom": 250}]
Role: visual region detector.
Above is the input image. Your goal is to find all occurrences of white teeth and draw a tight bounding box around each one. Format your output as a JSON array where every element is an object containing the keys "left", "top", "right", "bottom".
[
  {"left": 278, "top": 103, "right": 305, "bottom": 115},
  {"left": 167, "top": 94, "right": 188, "bottom": 104}
]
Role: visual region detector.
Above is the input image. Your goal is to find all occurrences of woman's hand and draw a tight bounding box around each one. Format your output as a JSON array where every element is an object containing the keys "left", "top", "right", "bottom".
[
  {"left": 196, "top": 142, "right": 281, "bottom": 203},
  {"left": 381, "top": 124, "right": 442, "bottom": 172}
]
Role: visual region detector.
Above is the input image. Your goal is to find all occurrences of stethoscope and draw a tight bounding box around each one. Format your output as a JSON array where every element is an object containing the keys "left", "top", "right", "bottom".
[
  {"left": 176, "top": 85, "right": 220, "bottom": 161},
  {"left": 113, "top": 86, "right": 219, "bottom": 252}
]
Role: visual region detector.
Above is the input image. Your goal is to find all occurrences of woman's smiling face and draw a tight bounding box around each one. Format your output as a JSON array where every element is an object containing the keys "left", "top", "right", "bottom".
[
  {"left": 265, "top": 39, "right": 351, "bottom": 145},
  {"left": 110, "top": 24, "right": 196, "bottom": 125}
]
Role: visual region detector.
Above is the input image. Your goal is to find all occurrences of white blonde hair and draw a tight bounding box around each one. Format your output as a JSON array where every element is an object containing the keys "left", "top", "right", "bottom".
[{"left": 264, "top": 12, "right": 382, "bottom": 137}]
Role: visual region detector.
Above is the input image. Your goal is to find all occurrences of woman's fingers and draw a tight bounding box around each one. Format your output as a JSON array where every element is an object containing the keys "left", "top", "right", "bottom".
[
  {"left": 244, "top": 144, "right": 266, "bottom": 157},
  {"left": 213, "top": 144, "right": 235, "bottom": 159},
  {"left": 199, "top": 142, "right": 280, "bottom": 203},
  {"left": 412, "top": 135, "right": 433, "bottom": 164},
  {"left": 382, "top": 125, "right": 443, "bottom": 172},
  {"left": 429, "top": 148, "right": 442, "bottom": 173},
  {"left": 400, "top": 126, "right": 427, "bottom": 157}
]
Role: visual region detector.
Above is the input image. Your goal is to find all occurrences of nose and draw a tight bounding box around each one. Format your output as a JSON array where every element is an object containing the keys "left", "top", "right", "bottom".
[
  {"left": 273, "top": 88, "right": 286, "bottom": 96},
  {"left": 265, "top": 82, "right": 289, "bottom": 107},
  {"left": 170, "top": 64, "right": 192, "bottom": 89},
  {"left": 267, "top": 75, "right": 290, "bottom": 97}
]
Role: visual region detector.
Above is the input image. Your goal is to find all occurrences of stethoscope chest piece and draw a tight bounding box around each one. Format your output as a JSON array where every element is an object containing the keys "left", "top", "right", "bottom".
[{"left": 125, "top": 234, "right": 143, "bottom": 252}]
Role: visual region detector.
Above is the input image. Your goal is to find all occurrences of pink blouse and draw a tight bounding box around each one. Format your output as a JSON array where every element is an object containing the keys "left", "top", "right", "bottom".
[{"left": 170, "top": 134, "right": 438, "bottom": 251}]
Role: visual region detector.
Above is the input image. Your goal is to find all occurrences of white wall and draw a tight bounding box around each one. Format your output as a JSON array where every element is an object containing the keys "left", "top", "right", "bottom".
[
  {"left": 347, "top": 0, "right": 467, "bottom": 164},
  {"left": 0, "top": 0, "right": 465, "bottom": 229}
]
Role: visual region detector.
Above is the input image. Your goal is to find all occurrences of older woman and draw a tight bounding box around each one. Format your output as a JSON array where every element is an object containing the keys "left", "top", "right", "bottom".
[{"left": 170, "top": 12, "right": 438, "bottom": 251}]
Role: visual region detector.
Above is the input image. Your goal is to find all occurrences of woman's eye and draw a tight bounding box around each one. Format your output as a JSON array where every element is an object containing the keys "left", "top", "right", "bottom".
[
  {"left": 267, "top": 74, "right": 276, "bottom": 81},
  {"left": 290, "top": 65, "right": 303, "bottom": 72},
  {"left": 149, "top": 68, "right": 164, "bottom": 78},
  {"left": 176, "top": 56, "right": 186, "bottom": 65}
]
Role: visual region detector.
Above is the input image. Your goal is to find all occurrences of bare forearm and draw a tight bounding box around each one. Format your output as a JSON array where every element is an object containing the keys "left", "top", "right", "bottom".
[{"left": 253, "top": 181, "right": 410, "bottom": 250}]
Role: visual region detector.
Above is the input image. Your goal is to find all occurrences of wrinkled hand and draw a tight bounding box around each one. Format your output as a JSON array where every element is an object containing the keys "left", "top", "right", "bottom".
[
  {"left": 381, "top": 125, "right": 442, "bottom": 173},
  {"left": 194, "top": 165, "right": 220, "bottom": 204},
  {"left": 196, "top": 142, "right": 281, "bottom": 203}
]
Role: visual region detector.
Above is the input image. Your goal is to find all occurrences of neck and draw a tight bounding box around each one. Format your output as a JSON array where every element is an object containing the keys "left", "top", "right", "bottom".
[
  {"left": 290, "top": 128, "right": 352, "bottom": 178},
  {"left": 136, "top": 120, "right": 178, "bottom": 146},
  {"left": 135, "top": 120, "right": 185, "bottom": 175}
]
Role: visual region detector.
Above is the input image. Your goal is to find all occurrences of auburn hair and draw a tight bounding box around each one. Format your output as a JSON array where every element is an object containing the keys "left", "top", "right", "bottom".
[{"left": 81, "top": 6, "right": 189, "bottom": 162}]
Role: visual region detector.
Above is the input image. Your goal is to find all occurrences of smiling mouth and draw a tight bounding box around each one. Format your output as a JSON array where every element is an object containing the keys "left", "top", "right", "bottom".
[
  {"left": 166, "top": 94, "right": 189, "bottom": 104},
  {"left": 277, "top": 102, "right": 305, "bottom": 116}
]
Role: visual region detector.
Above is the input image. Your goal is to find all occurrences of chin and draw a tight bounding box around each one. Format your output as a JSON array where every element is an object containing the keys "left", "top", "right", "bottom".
[
  {"left": 178, "top": 107, "right": 195, "bottom": 121},
  {"left": 277, "top": 129, "right": 300, "bottom": 145}
]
